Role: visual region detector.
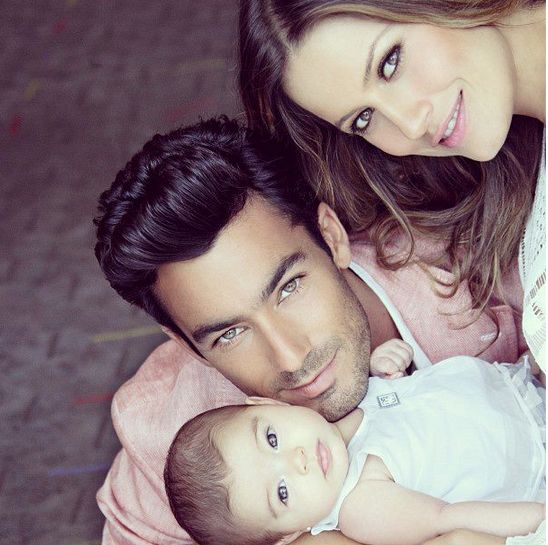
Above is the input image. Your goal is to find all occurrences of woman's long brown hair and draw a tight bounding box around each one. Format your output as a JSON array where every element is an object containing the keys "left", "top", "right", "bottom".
[{"left": 239, "top": 0, "right": 544, "bottom": 311}]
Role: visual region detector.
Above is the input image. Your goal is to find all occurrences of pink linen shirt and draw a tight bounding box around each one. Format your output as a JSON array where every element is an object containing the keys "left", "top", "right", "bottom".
[{"left": 97, "top": 238, "right": 525, "bottom": 545}]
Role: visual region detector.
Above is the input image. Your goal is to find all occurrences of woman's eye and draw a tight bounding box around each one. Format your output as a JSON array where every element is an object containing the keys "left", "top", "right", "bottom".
[
  {"left": 279, "top": 277, "right": 300, "bottom": 302},
  {"left": 381, "top": 46, "right": 400, "bottom": 80},
  {"left": 218, "top": 326, "right": 244, "bottom": 344},
  {"left": 266, "top": 426, "right": 278, "bottom": 449},
  {"left": 352, "top": 108, "right": 373, "bottom": 133},
  {"left": 278, "top": 479, "right": 289, "bottom": 505}
]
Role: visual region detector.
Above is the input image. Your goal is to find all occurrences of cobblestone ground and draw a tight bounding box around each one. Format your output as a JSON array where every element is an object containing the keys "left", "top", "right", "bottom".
[{"left": 0, "top": 2, "right": 240, "bottom": 544}]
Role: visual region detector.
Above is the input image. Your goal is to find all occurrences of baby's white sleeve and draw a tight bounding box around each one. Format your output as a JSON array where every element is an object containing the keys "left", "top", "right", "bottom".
[{"left": 506, "top": 520, "right": 545, "bottom": 545}]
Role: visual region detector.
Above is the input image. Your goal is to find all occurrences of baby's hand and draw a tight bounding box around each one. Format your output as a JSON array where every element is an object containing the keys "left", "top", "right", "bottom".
[{"left": 370, "top": 339, "right": 413, "bottom": 379}]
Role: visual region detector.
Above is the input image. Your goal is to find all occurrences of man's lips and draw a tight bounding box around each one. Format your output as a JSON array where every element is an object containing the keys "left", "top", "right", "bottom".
[
  {"left": 283, "top": 352, "right": 338, "bottom": 400},
  {"left": 316, "top": 440, "right": 331, "bottom": 478}
]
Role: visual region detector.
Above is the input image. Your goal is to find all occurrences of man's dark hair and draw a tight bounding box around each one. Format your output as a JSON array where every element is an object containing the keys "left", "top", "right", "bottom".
[{"left": 94, "top": 116, "right": 325, "bottom": 346}]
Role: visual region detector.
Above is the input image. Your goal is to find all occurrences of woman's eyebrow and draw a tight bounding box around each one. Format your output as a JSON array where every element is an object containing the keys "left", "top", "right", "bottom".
[{"left": 335, "top": 24, "right": 391, "bottom": 129}]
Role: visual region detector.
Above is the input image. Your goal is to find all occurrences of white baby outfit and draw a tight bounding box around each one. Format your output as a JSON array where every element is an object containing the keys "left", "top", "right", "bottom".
[{"left": 311, "top": 357, "right": 546, "bottom": 535}]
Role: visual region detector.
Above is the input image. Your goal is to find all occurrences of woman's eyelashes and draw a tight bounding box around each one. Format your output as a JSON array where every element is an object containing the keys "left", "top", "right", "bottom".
[
  {"left": 351, "top": 44, "right": 402, "bottom": 134},
  {"left": 352, "top": 108, "right": 373, "bottom": 133},
  {"left": 378, "top": 44, "right": 401, "bottom": 80}
]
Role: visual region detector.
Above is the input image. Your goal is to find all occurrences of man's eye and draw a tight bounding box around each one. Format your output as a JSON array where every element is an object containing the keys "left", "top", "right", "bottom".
[
  {"left": 266, "top": 426, "right": 278, "bottom": 449},
  {"left": 279, "top": 277, "right": 301, "bottom": 302},
  {"left": 218, "top": 326, "right": 244, "bottom": 344},
  {"left": 352, "top": 108, "right": 373, "bottom": 133},
  {"left": 278, "top": 479, "right": 289, "bottom": 505},
  {"left": 381, "top": 45, "right": 400, "bottom": 80}
]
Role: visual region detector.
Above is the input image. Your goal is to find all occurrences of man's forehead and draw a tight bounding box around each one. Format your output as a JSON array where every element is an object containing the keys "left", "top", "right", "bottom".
[
  {"left": 155, "top": 201, "right": 319, "bottom": 324},
  {"left": 157, "top": 246, "right": 309, "bottom": 334}
]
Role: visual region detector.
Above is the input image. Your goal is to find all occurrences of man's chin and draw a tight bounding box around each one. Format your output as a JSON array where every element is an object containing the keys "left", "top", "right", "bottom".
[
  {"left": 311, "top": 386, "right": 365, "bottom": 422},
  {"left": 317, "top": 386, "right": 368, "bottom": 422}
]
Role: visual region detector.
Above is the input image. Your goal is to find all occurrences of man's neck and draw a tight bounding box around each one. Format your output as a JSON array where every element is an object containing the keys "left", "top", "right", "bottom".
[{"left": 342, "top": 267, "right": 399, "bottom": 350}]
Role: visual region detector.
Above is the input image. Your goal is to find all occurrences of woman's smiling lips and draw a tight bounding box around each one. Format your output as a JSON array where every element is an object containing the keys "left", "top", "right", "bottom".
[
  {"left": 434, "top": 91, "right": 466, "bottom": 148},
  {"left": 285, "top": 352, "right": 338, "bottom": 400}
]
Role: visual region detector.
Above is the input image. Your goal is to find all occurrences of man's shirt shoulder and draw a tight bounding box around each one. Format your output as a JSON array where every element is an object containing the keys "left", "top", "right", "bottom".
[{"left": 111, "top": 339, "right": 245, "bottom": 475}]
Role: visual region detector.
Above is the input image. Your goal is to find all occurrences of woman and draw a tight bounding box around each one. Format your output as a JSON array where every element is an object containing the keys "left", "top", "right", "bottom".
[{"left": 238, "top": 0, "right": 545, "bottom": 367}]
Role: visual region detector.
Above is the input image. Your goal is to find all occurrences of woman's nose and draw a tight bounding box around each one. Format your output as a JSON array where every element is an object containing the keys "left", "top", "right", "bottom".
[{"left": 380, "top": 96, "right": 432, "bottom": 141}]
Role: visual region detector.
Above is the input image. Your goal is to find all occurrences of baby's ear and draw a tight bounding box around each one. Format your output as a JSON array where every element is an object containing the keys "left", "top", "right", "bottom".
[{"left": 245, "top": 396, "right": 290, "bottom": 406}]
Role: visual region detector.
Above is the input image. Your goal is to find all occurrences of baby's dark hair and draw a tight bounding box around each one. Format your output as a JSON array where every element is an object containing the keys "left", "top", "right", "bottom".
[{"left": 164, "top": 405, "right": 286, "bottom": 545}]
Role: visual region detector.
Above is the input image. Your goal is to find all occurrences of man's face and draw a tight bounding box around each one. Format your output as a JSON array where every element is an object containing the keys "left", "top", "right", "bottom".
[{"left": 155, "top": 197, "right": 371, "bottom": 421}]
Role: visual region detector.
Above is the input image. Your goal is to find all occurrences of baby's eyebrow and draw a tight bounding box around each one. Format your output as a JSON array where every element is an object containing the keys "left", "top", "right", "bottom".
[
  {"left": 252, "top": 416, "right": 259, "bottom": 446},
  {"left": 251, "top": 416, "right": 279, "bottom": 519},
  {"left": 267, "top": 491, "right": 278, "bottom": 519}
]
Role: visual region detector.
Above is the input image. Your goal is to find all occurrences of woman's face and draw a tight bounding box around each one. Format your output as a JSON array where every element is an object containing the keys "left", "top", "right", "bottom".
[{"left": 284, "top": 16, "right": 516, "bottom": 161}]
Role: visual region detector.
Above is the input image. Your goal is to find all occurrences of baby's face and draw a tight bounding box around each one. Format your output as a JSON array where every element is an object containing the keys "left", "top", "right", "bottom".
[{"left": 216, "top": 404, "right": 349, "bottom": 535}]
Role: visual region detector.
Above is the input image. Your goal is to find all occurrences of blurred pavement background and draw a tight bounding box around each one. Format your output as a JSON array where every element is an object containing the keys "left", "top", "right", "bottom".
[{"left": 0, "top": 2, "right": 240, "bottom": 543}]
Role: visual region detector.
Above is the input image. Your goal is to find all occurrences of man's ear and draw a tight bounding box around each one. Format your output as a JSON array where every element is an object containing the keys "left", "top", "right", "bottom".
[
  {"left": 245, "top": 396, "right": 290, "bottom": 406},
  {"left": 317, "top": 202, "right": 352, "bottom": 269},
  {"left": 160, "top": 326, "right": 213, "bottom": 367}
]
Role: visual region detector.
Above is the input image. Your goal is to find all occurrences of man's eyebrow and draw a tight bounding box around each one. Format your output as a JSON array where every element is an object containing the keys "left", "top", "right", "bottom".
[
  {"left": 261, "top": 251, "right": 306, "bottom": 303},
  {"left": 191, "top": 251, "right": 306, "bottom": 344},
  {"left": 335, "top": 24, "right": 391, "bottom": 130},
  {"left": 191, "top": 316, "right": 246, "bottom": 345}
]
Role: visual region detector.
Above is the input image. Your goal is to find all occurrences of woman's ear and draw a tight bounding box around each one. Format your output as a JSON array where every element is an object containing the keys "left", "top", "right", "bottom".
[
  {"left": 317, "top": 202, "right": 352, "bottom": 269},
  {"left": 245, "top": 396, "right": 290, "bottom": 406}
]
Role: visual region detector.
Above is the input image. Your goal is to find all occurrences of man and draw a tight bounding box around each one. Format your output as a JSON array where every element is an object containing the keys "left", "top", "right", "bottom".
[{"left": 94, "top": 117, "right": 525, "bottom": 545}]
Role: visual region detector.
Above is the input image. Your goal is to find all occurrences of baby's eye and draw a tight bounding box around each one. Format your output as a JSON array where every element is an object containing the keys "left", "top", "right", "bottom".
[
  {"left": 381, "top": 46, "right": 400, "bottom": 80},
  {"left": 353, "top": 108, "right": 373, "bottom": 133},
  {"left": 266, "top": 426, "right": 278, "bottom": 449},
  {"left": 278, "top": 479, "right": 288, "bottom": 505}
]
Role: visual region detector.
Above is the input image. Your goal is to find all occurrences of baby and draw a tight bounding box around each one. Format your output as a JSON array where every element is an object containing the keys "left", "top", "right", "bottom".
[{"left": 164, "top": 343, "right": 545, "bottom": 545}]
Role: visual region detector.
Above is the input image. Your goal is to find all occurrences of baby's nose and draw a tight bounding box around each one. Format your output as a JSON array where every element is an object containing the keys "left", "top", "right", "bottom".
[{"left": 291, "top": 447, "right": 308, "bottom": 475}]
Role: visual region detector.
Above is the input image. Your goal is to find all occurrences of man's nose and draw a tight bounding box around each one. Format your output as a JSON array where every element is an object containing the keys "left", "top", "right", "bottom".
[
  {"left": 264, "top": 321, "right": 311, "bottom": 373},
  {"left": 380, "top": 95, "right": 432, "bottom": 141}
]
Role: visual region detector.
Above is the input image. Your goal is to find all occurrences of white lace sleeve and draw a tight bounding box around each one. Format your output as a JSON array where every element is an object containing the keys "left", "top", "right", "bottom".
[{"left": 519, "top": 135, "right": 546, "bottom": 370}]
